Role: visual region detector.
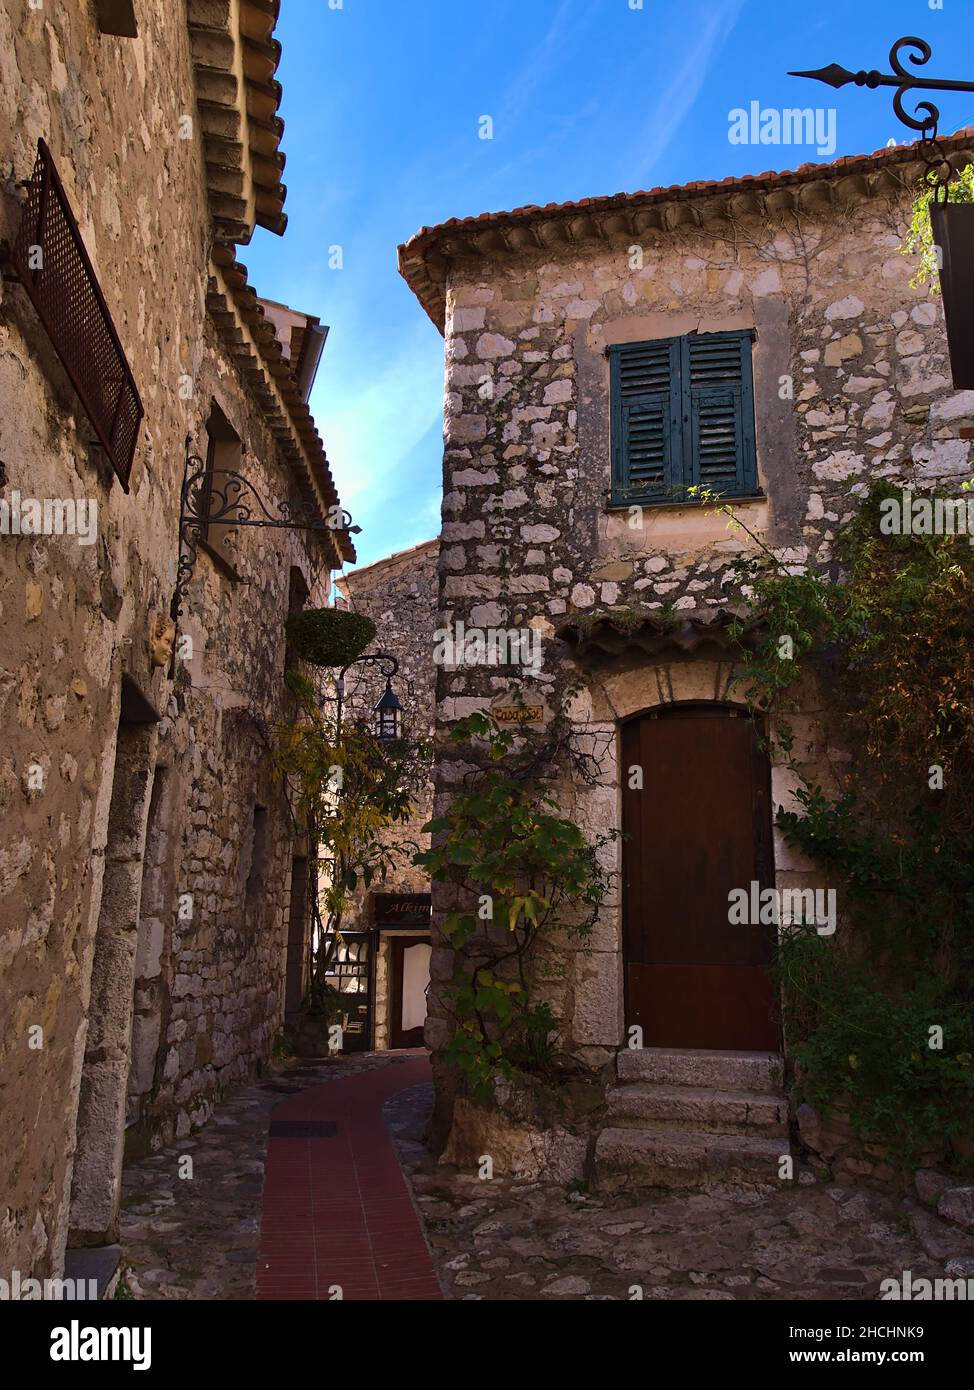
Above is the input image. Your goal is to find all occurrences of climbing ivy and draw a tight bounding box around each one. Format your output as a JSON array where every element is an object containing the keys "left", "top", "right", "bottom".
[
  {"left": 415, "top": 710, "right": 617, "bottom": 1102},
  {"left": 710, "top": 480, "right": 974, "bottom": 1163},
  {"left": 274, "top": 669, "right": 432, "bottom": 1014},
  {"left": 900, "top": 162, "right": 974, "bottom": 293}
]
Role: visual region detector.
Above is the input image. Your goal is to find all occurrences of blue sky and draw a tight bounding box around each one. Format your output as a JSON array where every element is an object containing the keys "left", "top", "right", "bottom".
[{"left": 242, "top": 0, "right": 974, "bottom": 575}]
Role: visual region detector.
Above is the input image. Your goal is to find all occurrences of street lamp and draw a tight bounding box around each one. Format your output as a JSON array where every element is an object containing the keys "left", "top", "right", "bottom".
[
  {"left": 373, "top": 678, "right": 404, "bottom": 742},
  {"left": 335, "top": 651, "right": 402, "bottom": 740}
]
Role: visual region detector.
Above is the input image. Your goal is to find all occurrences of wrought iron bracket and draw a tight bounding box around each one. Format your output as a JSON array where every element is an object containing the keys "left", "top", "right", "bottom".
[
  {"left": 339, "top": 652, "right": 399, "bottom": 681},
  {"left": 172, "top": 435, "right": 360, "bottom": 618},
  {"left": 335, "top": 651, "right": 400, "bottom": 733},
  {"left": 790, "top": 35, "right": 974, "bottom": 136}
]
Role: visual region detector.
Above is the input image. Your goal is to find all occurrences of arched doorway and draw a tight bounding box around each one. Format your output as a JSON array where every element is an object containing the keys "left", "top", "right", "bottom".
[{"left": 621, "top": 701, "right": 779, "bottom": 1050}]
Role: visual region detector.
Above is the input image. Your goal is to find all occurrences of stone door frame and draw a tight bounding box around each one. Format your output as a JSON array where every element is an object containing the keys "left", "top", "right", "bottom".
[{"left": 565, "top": 657, "right": 826, "bottom": 1059}]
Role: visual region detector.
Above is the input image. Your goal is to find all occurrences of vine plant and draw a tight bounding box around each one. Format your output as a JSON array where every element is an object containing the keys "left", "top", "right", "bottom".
[
  {"left": 698, "top": 480, "right": 974, "bottom": 1162},
  {"left": 415, "top": 710, "right": 618, "bottom": 1102},
  {"left": 274, "top": 669, "right": 432, "bottom": 1016},
  {"left": 900, "top": 162, "right": 974, "bottom": 293}
]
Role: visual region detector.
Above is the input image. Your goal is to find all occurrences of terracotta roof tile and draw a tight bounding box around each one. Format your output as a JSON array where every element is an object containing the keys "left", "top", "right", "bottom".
[
  {"left": 398, "top": 129, "right": 974, "bottom": 331},
  {"left": 209, "top": 243, "right": 355, "bottom": 565},
  {"left": 187, "top": 0, "right": 288, "bottom": 243}
]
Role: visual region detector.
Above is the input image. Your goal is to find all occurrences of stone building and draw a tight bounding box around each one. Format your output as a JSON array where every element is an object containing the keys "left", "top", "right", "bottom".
[
  {"left": 0, "top": 1, "right": 352, "bottom": 1284},
  {"left": 332, "top": 539, "right": 438, "bottom": 1051},
  {"left": 398, "top": 131, "right": 974, "bottom": 1183}
]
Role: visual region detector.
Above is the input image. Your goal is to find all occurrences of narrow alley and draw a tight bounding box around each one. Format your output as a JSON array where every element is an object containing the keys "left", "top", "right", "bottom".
[{"left": 118, "top": 1053, "right": 973, "bottom": 1302}]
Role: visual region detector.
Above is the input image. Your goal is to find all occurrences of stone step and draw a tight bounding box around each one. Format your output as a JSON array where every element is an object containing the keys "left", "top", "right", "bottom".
[
  {"left": 617, "top": 1047, "right": 784, "bottom": 1094},
  {"left": 594, "top": 1125, "right": 791, "bottom": 1192},
  {"left": 606, "top": 1082, "right": 788, "bottom": 1136}
]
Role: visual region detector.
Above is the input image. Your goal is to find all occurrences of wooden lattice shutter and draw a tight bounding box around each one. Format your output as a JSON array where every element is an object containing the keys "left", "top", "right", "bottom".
[
  {"left": 683, "top": 331, "right": 757, "bottom": 498},
  {"left": 610, "top": 330, "right": 758, "bottom": 505},
  {"left": 610, "top": 337, "right": 680, "bottom": 503}
]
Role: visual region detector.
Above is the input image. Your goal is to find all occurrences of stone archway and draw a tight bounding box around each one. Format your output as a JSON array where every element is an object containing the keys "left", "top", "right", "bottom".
[{"left": 565, "top": 656, "right": 821, "bottom": 1056}]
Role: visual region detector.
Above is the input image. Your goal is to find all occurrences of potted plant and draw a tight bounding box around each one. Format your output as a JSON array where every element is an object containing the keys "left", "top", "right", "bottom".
[
  {"left": 903, "top": 163, "right": 974, "bottom": 389},
  {"left": 285, "top": 607, "right": 376, "bottom": 667}
]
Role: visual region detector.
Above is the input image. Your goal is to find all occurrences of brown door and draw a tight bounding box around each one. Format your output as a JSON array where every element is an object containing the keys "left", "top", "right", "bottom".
[
  {"left": 390, "top": 936, "right": 431, "bottom": 1049},
  {"left": 622, "top": 704, "right": 779, "bottom": 1050}
]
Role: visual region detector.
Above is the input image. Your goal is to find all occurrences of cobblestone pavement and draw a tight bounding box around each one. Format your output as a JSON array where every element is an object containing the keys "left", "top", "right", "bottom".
[
  {"left": 121, "top": 1055, "right": 974, "bottom": 1301},
  {"left": 119, "top": 1053, "right": 414, "bottom": 1300},
  {"left": 386, "top": 1084, "right": 974, "bottom": 1302}
]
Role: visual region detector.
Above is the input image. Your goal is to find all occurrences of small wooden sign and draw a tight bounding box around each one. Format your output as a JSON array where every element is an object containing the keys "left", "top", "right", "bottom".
[
  {"left": 373, "top": 893, "right": 431, "bottom": 927},
  {"left": 493, "top": 704, "right": 544, "bottom": 725}
]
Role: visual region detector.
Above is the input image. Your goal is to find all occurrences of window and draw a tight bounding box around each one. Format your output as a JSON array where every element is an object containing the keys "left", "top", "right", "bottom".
[
  {"left": 10, "top": 140, "right": 143, "bottom": 490},
  {"left": 609, "top": 329, "right": 759, "bottom": 507},
  {"left": 94, "top": 1, "right": 138, "bottom": 37},
  {"left": 198, "top": 402, "right": 242, "bottom": 577},
  {"left": 285, "top": 567, "right": 309, "bottom": 676},
  {"left": 243, "top": 805, "right": 269, "bottom": 908}
]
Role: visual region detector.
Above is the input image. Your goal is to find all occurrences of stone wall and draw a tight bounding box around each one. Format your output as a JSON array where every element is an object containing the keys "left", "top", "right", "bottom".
[
  {"left": 126, "top": 418, "right": 331, "bottom": 1153},
  {"left": 337, "top": 539, "right": 439, "bottom": 918},
  {"left": 337, "top": 541, "right": 439, "bottom": 1048},
  {"left": 0, "top": 0, "right": 212, "bottom": 1286},
  {"left": 0, "top": 2, "right": 344, "bottom": 1278},
  {"left": 405, "top": 152, "right": 974, "bottom": 1145}
]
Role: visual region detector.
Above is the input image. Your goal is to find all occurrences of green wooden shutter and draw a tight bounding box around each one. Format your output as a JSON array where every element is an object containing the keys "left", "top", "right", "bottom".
[
  {"left": 610, "top": 338, "right": 680, "bottom": 503},
  {"left": 610, "top": 331, "right": 757, "bottom": 505},
  {"left": 682, "top": 331, "right": 757, "bottom": 498}
]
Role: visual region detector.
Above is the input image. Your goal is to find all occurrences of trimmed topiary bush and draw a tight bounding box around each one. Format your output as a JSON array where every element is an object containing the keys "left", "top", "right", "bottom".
[{"left": 285, "top": 608, "right": 376, "bottom": 667}]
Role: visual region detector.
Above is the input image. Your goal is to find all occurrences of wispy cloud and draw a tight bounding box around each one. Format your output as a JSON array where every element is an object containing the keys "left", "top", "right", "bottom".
[
  {"left": 312, "top": 323, "right": 442, "bottom": 511},
  {"left": 621, "top": 0, "right": 746, "bottom": 187},
  {"left": 249, "top": 0, "right": 751, "bottom": 575},
  {"left": 493, "top": 0, "right": 578, "bottom": 132}
]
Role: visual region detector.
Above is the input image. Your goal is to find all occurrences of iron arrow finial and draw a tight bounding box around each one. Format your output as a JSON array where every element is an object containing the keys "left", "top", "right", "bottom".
[
  {"left": 789, "top": 36, "right": 974, "bottom": 136},
  {"left": 787, "top": 63, "right": 858, "bottom": 90}
]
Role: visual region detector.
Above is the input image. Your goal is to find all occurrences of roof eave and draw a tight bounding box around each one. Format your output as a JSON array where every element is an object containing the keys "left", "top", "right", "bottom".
[
  {"left": 208, "top": 244, "right": 356, "bottom": 565},
  {"left": 187, "top": 0, "right": 288, "bottom": 245},
  {"left": 398, "top": 133, "right": 974, "bottom": 334}
]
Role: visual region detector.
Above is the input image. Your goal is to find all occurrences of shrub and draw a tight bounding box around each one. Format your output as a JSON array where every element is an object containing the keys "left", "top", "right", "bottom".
[
  {"left": 777, "top": 930, "right": 974, "bottom": 1164},
  {"left": 712, "top": 478, "right": 974, "bottom": 1165},
  {"left": 284, "top": 607, "right": 376, "bottom": 667}
]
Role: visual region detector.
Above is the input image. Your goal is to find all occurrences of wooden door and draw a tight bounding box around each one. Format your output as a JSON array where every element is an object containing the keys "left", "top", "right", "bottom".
[
  {"left": 622, "top": 704, "right": 779, "bottom": 1050},
  {"left": 390, "top": 936, "right": 431, "bottom": 1050}
]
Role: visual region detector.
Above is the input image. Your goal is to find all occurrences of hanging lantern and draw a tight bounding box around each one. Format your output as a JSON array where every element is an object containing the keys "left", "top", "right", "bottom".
[
  {"left": 373, "top": 679, "right": 403, "bottom": 742},
  {"left": 930, "top": 201, "right": 974, "bottom": 390}
]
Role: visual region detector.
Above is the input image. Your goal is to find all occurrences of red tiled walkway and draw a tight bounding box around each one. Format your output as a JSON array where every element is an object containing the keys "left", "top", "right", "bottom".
[{"left": 257, "top": 1053, "right": 442, "bottom": 1301}]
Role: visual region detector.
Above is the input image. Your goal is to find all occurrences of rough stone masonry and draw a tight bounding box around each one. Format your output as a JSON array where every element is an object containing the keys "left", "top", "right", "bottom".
[
  {"left": 397, "top": 129, "right": 974, "bottom": 1164},
  {"left": 0, "top": 0, "right": 351, "bottom": 1281}
]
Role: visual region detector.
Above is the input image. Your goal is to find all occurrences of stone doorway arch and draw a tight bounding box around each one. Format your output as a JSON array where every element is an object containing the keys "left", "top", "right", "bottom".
[{"left": 564, "top": 653, "right": 820, "bottom": 1057}]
